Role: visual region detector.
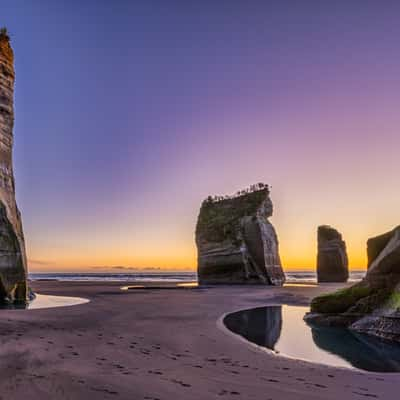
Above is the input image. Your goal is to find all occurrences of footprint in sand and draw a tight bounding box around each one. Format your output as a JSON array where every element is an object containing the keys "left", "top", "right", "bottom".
[
  {"left": 171, "top": 379, "right": 191, "bottom": 388},
  {"left": 218, "top": 390, "right": 240, "bottom": 396},
  {"left": 314, "top": 383, "right": 327, "bottom": 388},
  {"left": 227, "top": 370, "right": 239, "bottom": 375},
  {"left": 90, "top": 387, "right": 119, "bottom": 395},
  {"left": 148, "top": 370, "right": 163, "bottom": 375},
  {"left": 352, "top": 391, "right": 378, "bottom": 398}
]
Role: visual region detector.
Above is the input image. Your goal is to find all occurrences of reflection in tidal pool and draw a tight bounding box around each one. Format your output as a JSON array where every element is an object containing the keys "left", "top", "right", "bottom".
[{"left": 224, "top": 305, "right": 400, "bottom": 372}]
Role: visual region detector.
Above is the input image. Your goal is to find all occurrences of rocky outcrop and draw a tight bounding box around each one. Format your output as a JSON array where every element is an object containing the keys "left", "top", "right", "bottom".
[
  {"left": 0, "top": 29, "right": 28, "bottom": 303},
  {"left": 366, "top": 229, "right": 395, "bottom": 270},
  {"left": 317, "top": 225, "right": 348, "bottom": 282},
  {"left": 305, "top": 226, "right": 400, "bottom": 342},
  {"left": 195, "top": 185, "right": 285, "bottom": 285}
]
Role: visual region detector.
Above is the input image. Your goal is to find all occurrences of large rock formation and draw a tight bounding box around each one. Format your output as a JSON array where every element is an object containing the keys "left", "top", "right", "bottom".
[
  {"left": 305, "top": 226, "right": 400, "bottom": 342},
  {"left": 195, "top": 184, "right": 285, "bottom": 285},
  {"left": 0, "top": 29, "right": 28, "bottom": 303},
  {"left": 317, "top": 225, "right": 349, "bottom": 282}
]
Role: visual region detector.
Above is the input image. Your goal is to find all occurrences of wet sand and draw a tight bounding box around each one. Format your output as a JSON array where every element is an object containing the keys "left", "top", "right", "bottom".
[{"left": 0, "top": 280, "right": 398, "bottom": 399}]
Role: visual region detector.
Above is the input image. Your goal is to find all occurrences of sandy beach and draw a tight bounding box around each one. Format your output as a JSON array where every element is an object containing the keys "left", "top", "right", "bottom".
[{"left": 0, "top": 281, "right": 396, "bottom": 399}]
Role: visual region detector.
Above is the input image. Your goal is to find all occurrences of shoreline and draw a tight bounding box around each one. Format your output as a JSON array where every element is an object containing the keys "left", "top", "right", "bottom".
[
  {"left": 217, "top": 303, "right": 369, "bottom": 374},
  {"left": 0, "top": 280, "right": 396, "bottom": 399}
]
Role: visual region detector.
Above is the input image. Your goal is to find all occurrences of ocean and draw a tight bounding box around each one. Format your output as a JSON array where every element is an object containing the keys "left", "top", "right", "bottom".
[{"left": 29, "top": 270, "right": 366, "bottom": 283}]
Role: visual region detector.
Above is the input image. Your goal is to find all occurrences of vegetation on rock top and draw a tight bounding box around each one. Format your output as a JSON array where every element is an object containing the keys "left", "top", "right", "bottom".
[
  {"left": 310, "top": 284, "right": 394, "bottom": 315},
  {"left": 0, "top": 28, "right": 10, "bottom": 41},
  {"left": 311, "top": 285, "right": 372, "bottom": 314},
  {"left": 386, "top": 292, "right": 400, "bottom": 311},
  {"left": 196, "top": 184, "right": 269, "bottom": 244}
]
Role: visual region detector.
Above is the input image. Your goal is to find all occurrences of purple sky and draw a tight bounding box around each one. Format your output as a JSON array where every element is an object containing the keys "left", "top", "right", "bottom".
[{"left": 3, "top": 1, "right": 400, "bottom": 270}]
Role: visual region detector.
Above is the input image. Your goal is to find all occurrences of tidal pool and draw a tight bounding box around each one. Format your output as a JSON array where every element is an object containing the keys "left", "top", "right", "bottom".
[
  {"left": 0, "top": 294, "right": 89, "bottom": 310},
  {"left": 121, "top": 282, "right": 199, "bottom": 290},
  {"left": 224, "top": 305, "right": 400, "bottom": 372}
]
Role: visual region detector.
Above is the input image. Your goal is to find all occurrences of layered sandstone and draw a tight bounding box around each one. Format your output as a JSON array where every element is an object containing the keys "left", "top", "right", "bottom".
[
  {"left": 0, "top": 29, "right": 28, "bottom": 303},
  {"left": 317, "top": 225, "right": 349, "bottom": 282},
  {"left": 195, "top": 185, "right": 285, "bottom": 285}
]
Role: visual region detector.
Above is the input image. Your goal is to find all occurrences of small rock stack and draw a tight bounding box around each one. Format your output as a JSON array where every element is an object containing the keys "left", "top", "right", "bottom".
[{"left": 317, "top": 225, "right": 349, "bottom": 283}]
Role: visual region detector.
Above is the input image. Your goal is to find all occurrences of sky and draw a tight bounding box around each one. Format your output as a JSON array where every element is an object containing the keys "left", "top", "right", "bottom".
[{"left": 2, "top": 1, "right": 400, "bottom": 272}]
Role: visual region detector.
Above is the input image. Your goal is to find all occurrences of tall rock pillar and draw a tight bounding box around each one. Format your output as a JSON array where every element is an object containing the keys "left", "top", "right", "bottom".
[{"left": 0, "top": 29, "right": 28, "bottom": 303}]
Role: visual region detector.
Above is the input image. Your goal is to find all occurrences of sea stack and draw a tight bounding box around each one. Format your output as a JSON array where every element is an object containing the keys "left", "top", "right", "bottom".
[
  {"left": 0, "top": 29, "right": 28, "bottom": 303},
  {"left": 317, "top": 225, "right": 349, "bottom": 282},
  {"left": 195, "top": 184, "right": 285, "bottom": 285},
  {"left": 306, "top": 226, "right": 400, "bottom": 342}
]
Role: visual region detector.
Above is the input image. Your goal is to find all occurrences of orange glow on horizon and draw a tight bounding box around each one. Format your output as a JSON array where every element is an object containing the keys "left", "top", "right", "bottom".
[
  {"left": 28, "top": 249, "right": 368, "bottom": 273},
  {"left": 27, "top": 216, "right": 372, "bottom": 273}
]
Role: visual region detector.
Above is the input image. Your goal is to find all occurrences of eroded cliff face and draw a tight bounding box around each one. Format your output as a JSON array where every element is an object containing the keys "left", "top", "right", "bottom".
[
  {"left": 317, "top": 225, "right": 349, "bottom": 283},
  {"left": 305, "top": 226, "right": 400, "bottom": 342},
  {"left": 0, "top": 32, "right": 28, "bottom": 303},
  {"left": 195, "top": 187, "right": 285, "bottom": 285}
]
